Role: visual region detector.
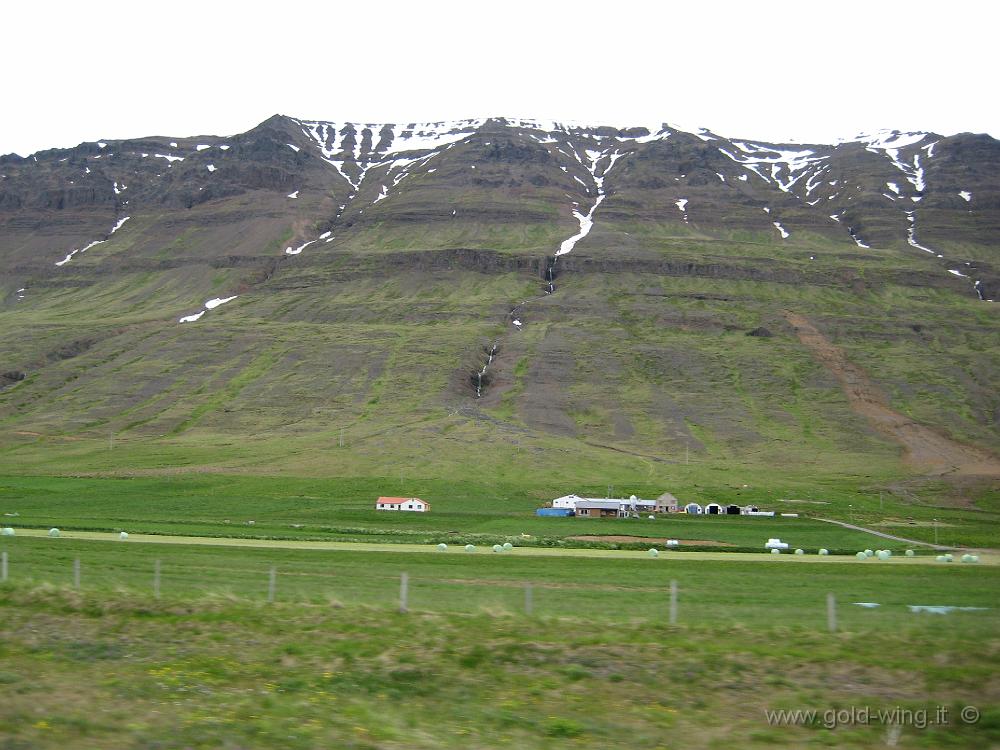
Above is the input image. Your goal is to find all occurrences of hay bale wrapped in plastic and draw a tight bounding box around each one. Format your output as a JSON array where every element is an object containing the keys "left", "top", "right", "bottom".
[
  {"left": 856, "top": 551, "right": 868, "bottom": 560},
  {"left": 502, "top": 542, "right": 513, "bottom": 550},
  {"left": 492, "top": 544, "right": 503, "bottom": 553},
  {"left": 794, "top": 549, "right": 805, "bottom": 555},
  {"left": 905, "top": 549, "right": 915, "bottom": 557},
  {"left": 436, "top": 543, "right": 447, "bottom": 551},
  {"left": 1, "top": 527, "right": 14, "bottom": 536},
  {"left": 877, "top": 550, "right": 891, "bottom": 560},
  {"left": 818, "top": 548, "right": 829, "bottom": 555},
  {"left": 648, "top": 548, "right": 659, "bottom": 558},
  {"left": 119, "top": 531, "right": 129, "bottom": 540},
  {"left": 771, "top": 548, "right": 781, "bottom": 555},
  {"left": 48, "top": 528, "right": 60, "bottom": 538},
  {"left": 864, "top": 549, "right": 874, "bottom": 557},
  {"left": 464, "top": 544, "right": 476, "bottom": 553}
]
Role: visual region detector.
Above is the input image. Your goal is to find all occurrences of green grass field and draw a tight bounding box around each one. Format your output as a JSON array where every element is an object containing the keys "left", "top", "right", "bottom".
[
  {"left": 2, "top": 473, "right": 995, "bottom": 551},
  {"left": 1, "top": 534, "right": 997, "bottom": 749}
]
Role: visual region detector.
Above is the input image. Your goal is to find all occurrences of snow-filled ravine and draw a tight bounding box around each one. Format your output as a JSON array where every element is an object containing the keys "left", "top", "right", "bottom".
[
  {"left": 55, "top": 216, "right": 130, "bottom": 267},
  {"left": 178, "top": 295, "right": 238, "bottom": 323}
]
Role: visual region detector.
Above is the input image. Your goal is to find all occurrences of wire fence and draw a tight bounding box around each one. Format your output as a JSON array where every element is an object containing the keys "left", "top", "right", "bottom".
[{"left": 1, "top": 549, "right": 995, "bottom": 633}]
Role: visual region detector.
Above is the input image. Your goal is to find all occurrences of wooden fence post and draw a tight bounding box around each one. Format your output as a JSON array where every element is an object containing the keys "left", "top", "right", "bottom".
[{"left": 669, "top": 580, "right": 678, "bottom": 625}]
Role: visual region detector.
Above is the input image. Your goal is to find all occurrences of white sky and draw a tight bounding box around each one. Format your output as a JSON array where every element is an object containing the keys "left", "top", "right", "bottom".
[{"left": 3, "top": 0, "right": 996, "bottom": 156}]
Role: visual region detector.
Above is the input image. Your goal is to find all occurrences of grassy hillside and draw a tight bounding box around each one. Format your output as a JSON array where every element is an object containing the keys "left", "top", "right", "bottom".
[{"left": 1, "top": 118, "right": 997, "bottom": 548}]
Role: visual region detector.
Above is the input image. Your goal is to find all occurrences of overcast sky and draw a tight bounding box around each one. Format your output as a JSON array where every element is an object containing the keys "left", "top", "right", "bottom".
[{"left": 3, "top": 0, "right": 996, "bottom": 156}]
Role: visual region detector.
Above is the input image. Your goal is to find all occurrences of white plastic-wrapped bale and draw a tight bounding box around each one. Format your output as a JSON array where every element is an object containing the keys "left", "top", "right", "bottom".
[
  {"left": 877, "top": 550, "right": 891, "bottom": 560},
  {"left": 492, "top": 544, "right": 503, "bottom": 553},
  {"left": 771, "top": 548, "right": 781, "bottom": 555},
  {"left": 119, "top": 531, "right": 129, "bottom": 540},
  {"left": 647, "top": 515, "right": 655, "bottom": 520},
  {"left": 502, "top": 542, "right": 513, "bottom": 550},
  {"left": 48, "top": 528, "right": 60, "bottom": 538},
  {"left": 818, "top": 548, "right": 829, "bottom": 555},
  {"left": 961, "top": 554, "right": 973, "bottom": 563},
  {"left": 944, "top": 553, "right": 954, "bottom": 562},
  {"left": 464, "top": 544, "right": 476, "bottom": 552},
  {"left": 437, "top": 543, "right": 447, "bottom": 551},
  {"left": 648, "top": 548, "right": 659, "bottom": 557},
  {"left": 794, "top": 549, "right": 804, "bottom": 555},
  {"left": 905, "top": 549, "right": 915, "bottom": 557},
  {"left": 856, "top": 552, "right": 868, "bottom": 560},
  {"left": 1, "top": 527, "right": 13, "bottom": 536},
  {"left": 864, "top": 549, "right": 874, "bottom": 557}
]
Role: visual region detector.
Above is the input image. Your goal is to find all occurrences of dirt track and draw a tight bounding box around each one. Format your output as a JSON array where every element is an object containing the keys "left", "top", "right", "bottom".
[{"left": 785, "top": 312, "right": 1000, "bottom": 477}]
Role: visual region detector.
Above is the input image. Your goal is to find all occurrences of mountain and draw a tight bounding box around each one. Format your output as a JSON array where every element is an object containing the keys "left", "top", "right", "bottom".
[{"left": 1, "top": 115, "right": 998, "bottom": 494}]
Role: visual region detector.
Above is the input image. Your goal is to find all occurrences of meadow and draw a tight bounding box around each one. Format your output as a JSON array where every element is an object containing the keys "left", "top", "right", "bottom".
[
  {"left": 2, "top": 472, "right": 994, "bottom": 551},
  {"left": 1, "top": 533, "right": 997, "bottom": 749}
]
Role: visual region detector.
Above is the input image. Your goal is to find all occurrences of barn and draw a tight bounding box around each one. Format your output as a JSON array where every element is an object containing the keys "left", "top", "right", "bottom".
[
  {"left": 656, "top": 492, "right": 681, "bottom": 513},
  {"left": 376, "top": 497, "right": 430, "bottom": 512},
  {"left": 684, "top": 502, "right": 703, "bottom": 515}
]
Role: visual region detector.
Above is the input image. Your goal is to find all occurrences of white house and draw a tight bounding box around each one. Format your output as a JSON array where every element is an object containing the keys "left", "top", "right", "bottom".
[{"left": 376, "top": 496, "right": 430, "bottom": 512}]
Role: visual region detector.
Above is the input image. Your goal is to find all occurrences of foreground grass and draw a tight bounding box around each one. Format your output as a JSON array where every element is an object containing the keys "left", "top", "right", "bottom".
[{"left": 1, "top": 580, "right": 997, "bottom": 749}]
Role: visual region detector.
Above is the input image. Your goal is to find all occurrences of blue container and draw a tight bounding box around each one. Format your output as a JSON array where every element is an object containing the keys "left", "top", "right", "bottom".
[{"left": 536, "top": 508, "right": 573, "bottom": 517}]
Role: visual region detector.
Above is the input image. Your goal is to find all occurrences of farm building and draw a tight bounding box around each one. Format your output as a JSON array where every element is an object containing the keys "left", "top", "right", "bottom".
[
  {"left": 375, "top": 497, "right": 430, "bottom": 512},
  {"left": 574, "top": 500, "right": 626, "bottom": 518},
  {"left": 684, "top": 502, "right": 703, "bottom": 514},
  {"left": 551, "top": 494, "right": 586, "bottom": 509},
  {"left": 548, "top": 493, "right": 682, "bottom": 517},
  {"left": 705, "top": 502, "right": 724, "bottom": 515},
  {"left": 574, "top": 497, "right": 658, "bottom": 518},
  {"left": 656, "top": 492, "right": 680, "bottom": 512}
]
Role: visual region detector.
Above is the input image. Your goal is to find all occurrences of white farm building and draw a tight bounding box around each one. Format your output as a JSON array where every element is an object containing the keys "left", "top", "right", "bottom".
[{"left": 375, "top": 497, "right": 430, "bottom": 512}]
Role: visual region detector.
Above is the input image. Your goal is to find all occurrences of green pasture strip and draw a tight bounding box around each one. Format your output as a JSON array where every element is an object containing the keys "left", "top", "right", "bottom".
[{"left": 1, "top": 536, "right": 996, "bottom": 628}]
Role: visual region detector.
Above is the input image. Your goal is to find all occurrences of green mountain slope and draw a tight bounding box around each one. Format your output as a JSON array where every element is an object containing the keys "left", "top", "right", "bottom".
[{"left": 1, "top": 116, "right": 997, "bottom": 499}]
